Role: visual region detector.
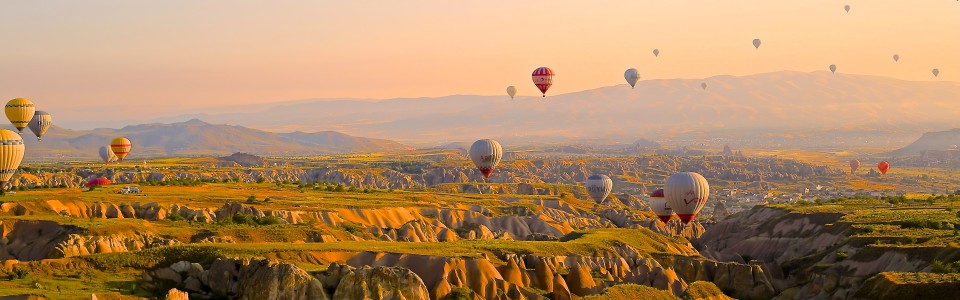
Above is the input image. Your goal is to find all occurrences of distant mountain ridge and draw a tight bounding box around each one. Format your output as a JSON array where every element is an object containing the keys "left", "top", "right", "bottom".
[
  {"left": 22, "top": 119, "right": 412, "bottom": 161},
  {"left": 149, "top": 71, "right": 960, "bottom": 146}
]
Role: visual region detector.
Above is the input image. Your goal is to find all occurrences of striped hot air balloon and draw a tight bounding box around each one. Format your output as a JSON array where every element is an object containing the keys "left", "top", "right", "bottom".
[
  {"left": 648, "top": 189, "right": 674, "bottom": 223},
  {"left": 110, "top": 137, "right": 132, "bottom": 161},
  {"left": 531, "top": 67, "right": 555, "bottom": 97},
  {"left": 27, "top": 111, "right": 52, "bottom": 141},
  {"left": 665, "top": 172, "right": 710, "bottom": 225},
  {"left": 0, "top": 130, "right": 25, "bottom": 190},
  {"left": 5, "top": 98, "right": 36, "bottom": 133},
  {"left": 469, "top": 139, "right": 503, "bottom": 178},
  {"left": 586, "top": 174, "right": 613, "bottom": 203}
]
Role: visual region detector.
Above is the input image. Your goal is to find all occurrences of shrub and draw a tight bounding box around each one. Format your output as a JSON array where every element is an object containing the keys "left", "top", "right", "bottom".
[
  {"left": 246, "top": 195, "right": 258, "bottom": 204},
  {"left": 835, "top": 251, "right": 848, "bottom": 261},
  {"left": 11, "top": 267, "right": 28, "bottom": 280},
  {"left": 442, "top": 287, "right": 474, "bottom": 300},
  {"left": 167, "top": 214, "right": 185, "bottom": 221},
  {"left": 232, "top": 213, "right": 256, "bottom": 225},
  {"left": 931, "top": 260, "right": 960, "bottom": 273},
  {"left": 334, "top": 184, "right": 345, "bottom": 192},
  {"left": 257, "top": 215, "right": 282, "bottom": 226},
  {"left": 341, "top": 222, "right": 364, "bottom": 235}
]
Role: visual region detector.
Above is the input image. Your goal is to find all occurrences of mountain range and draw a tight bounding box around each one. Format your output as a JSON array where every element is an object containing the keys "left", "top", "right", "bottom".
[
  {"left": 142, "top": 71, "right": 960, "bottom": 148},
  {"left": 21, "top": 119, "right": 412, "bottom": 161}
]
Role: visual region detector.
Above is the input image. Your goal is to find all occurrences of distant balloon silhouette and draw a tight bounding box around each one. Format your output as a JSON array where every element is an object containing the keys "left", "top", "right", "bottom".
[
  {"left": 933, "top": 68, "right": 940, "bottom": 77},
  {"left": 893, "top": 54, "right": 900, "bottom": 62},
  {"left": 701, "top": 82, "right": 707, "bottom": 90},
  {"left": 624, "top": 68, "right": 640, "bottom": 89},
  {"left": 829, "top": 64, "right": 837, "bottom": 74},
  {"left": 752, "top": 39, "right": 761, "bottom": 49},
  {"left": 653, "top": 49, "right": 660, "bottom": 57},
  {"left": 506, "top": 86, "right": 517, "bottom": 100},
  {"left": 849, "top": 159, "right": 860, "bottom": 174},
  {"left": 844, "top": 4, "right": 850, "bottom": 12}
]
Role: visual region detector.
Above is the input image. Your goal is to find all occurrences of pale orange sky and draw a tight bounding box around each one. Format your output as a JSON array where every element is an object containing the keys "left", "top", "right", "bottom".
[{"left": 1, "top": 1, "right": 958, "bottom": 127}]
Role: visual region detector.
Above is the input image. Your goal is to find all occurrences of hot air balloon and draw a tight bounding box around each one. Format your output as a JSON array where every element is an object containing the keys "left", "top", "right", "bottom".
[
  {"left": 469, "top": 139, "right": 502, "bottom": 179},
  {"left": 752, "top": 39, "right": 761, "bottom": 49},
  {"left": 701, "top": 82, "right": 707, "bottom": 90},
  {"left": 933, "top": 68, "right": 940, "bottom": 77},
  {"left": 531, "top": 67, "right": 555, "bottom": 97},
  {"left": 664, "top": 172, "right": 709, "bottom": 225},
  {"left": 5, "top": 98, "right": 36, "bottom": 134},
  {"left": 85, "top": 177, "right": 112, "bottom": 188},
  {"left": 624, "top": 68, "right": 640, "bottom": 89},
  {"left": 878, "top": 161, "right": 890, "bottom": 175},
  {"left": 648, "top": 189, "right": 674, "bottom": 223},
  {"left": 586, "top": 174, "right": 613, "bottom": 203},
  {"left": 110, "top": 137, "right": 132, "bottom": 161},
  {"left": 27, "top": 111, "right": 52, "bottom": 141},
  {"left": 849, "top": 159, "right": 860, "bottom": 174},
  {"left": 652, "top": 49, "right": 660, "bottom": 57},
  {"left": 893, "top": 54, "right": 900, "bottom": 62},
  {"left": 506, "top": 86, "right": 517, "bottom": 100},
  {"left": 844, "top": 4, "right": 850, "bottom": 12},
  {"left": 99, "top": 146, "right": 118, "bottom": 164},
  {"left": 0, "top": 130, "right": 24, "bottom": 191},
  {"left": 829, "top": 64, "right": 837, "bottom": 74}
]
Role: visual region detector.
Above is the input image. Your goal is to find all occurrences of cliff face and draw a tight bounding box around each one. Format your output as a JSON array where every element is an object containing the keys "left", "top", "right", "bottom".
[
  {"left": 0, "top": 220, "right": 179, "bottom": 260},
  {"left": 697, "top": 206, "right": 960, "bottom": 299},
  {"left": 142, "top": 251, "right": 774, "bottom": 300}
]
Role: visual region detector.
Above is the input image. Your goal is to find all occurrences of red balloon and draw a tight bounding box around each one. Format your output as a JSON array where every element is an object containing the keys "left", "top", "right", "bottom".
[
  {"left": 85, "top": 177, "right": 112, "bottom": 188},
  {"left": 877, "top": 161, "right": 890, "bottom": 175},
  {"left": 532, "top": 67, "right": 555, "bottom": 97}
]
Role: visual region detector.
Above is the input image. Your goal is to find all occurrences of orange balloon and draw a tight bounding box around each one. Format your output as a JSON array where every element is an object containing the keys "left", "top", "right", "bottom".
[{"left": 878, "top": 161, "right": 890, "bottom": 175}]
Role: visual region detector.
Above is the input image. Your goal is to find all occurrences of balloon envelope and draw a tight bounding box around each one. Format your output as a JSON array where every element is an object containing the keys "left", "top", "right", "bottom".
[
  {"left": 85, "top": 177, "right": 112, "bottom": 188},
  {"left": 27, "top": 111, "right": 52, "bottom": 141},
  {"left": 99, "top": 146, "right": 118, "bottom": 164},
  {"left": 531, "top": 67, "right": 555, "bottom": 97},
  {"left": 506, "top": 86, "right": 517, "bottom": 99},
  {"left": 829, "top": 64, "right": 837, "bottom": 74},
  {"left": 844, "top": 4, "right": 850, "bottom": 12},
  {"left": 752, "top": 39, "right": 761, "bottom": 49},
  {"left": 0, "top": 130, "right": 24, "bottom": 189},
  {"left": 849, "top": 159, "right": 860, "bottom": 174},
  {"left": 649, "top": 189, "right": 673, "bottom": 223},
  {"left": 110, "top": 137, "right": 132, "bottom": 161},
  {"left": 701, "top": 82, "right": 707, "bottom": 90},
  {"left": 624, "top": 68, "right": 640, "bottom": 89},
  {"left": 586, "top": 174, "right": 613, "bottom": 203},
  {"left": 4, "top": 98, "right": 36, "bottom": 133},
  {"left": 653, "top": 49, "right": 660, "bottom": 57},
  {"left": 469, "top": 139, "right": 503, "bottom": 178},
  {"left": 878, "top": 161, "right": 890, "bottom": 175},
  {"left": 665, "top": 172, "right": 710, "bottom": 224},
  {"left": 933, "top": 69, "right": 940, "bottom": 77},
  {"left": 893, "top": 54, "right": 900, "bottom": 62}
]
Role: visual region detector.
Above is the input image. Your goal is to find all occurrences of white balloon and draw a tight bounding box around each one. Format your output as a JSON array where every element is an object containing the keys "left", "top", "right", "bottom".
[{"left": 664, "top": 172, "right": 709, "bottom": 224}]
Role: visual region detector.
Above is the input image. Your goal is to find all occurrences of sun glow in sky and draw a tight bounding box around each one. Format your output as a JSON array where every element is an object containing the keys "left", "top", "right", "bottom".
[{"left": 1, "top": 1, "right": 958, "bottom": 127}]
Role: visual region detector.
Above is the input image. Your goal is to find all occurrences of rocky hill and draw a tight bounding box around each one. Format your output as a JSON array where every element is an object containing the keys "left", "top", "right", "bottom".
[{"left": 890, "top": 128, "right": 960, "bottom": 156}]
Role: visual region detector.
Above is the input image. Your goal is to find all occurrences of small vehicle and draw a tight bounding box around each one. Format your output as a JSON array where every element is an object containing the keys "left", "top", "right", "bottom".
[{"left": 117, "top": 186, "right": 142, "bottom": 194}]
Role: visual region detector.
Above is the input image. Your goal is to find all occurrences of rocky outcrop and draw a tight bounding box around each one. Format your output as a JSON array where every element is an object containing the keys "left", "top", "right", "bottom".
[
  {"left": 0, "top": 220, "right": 178, "bottom": 261},
  {"left": 142, "top": 259, "right": 430, "bottom": 300},
  {"left": 164, "top": 288, "right": 188, "bottom": 300},
  {"left": 852, "top": 272, "right": 960, "bottom": 300},
  {"left": 330, "top": 265, "right": 430, "bottom": 300}
]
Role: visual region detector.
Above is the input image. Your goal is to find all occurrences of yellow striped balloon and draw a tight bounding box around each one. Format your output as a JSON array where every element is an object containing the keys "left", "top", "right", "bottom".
[
  {"left": 110, "top": 137, "right": 132, "bottom": 161},
  {"left": 0, "top": 129, "right": 25, "bottom": 189},
  {"left": 5, "top": 98, "right": 36, "bottom": 133}
]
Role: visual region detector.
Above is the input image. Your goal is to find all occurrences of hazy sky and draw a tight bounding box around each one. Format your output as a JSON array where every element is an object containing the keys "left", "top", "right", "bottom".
[{"left": 1, "top": 1, "right": 958, "bottom": 128}]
